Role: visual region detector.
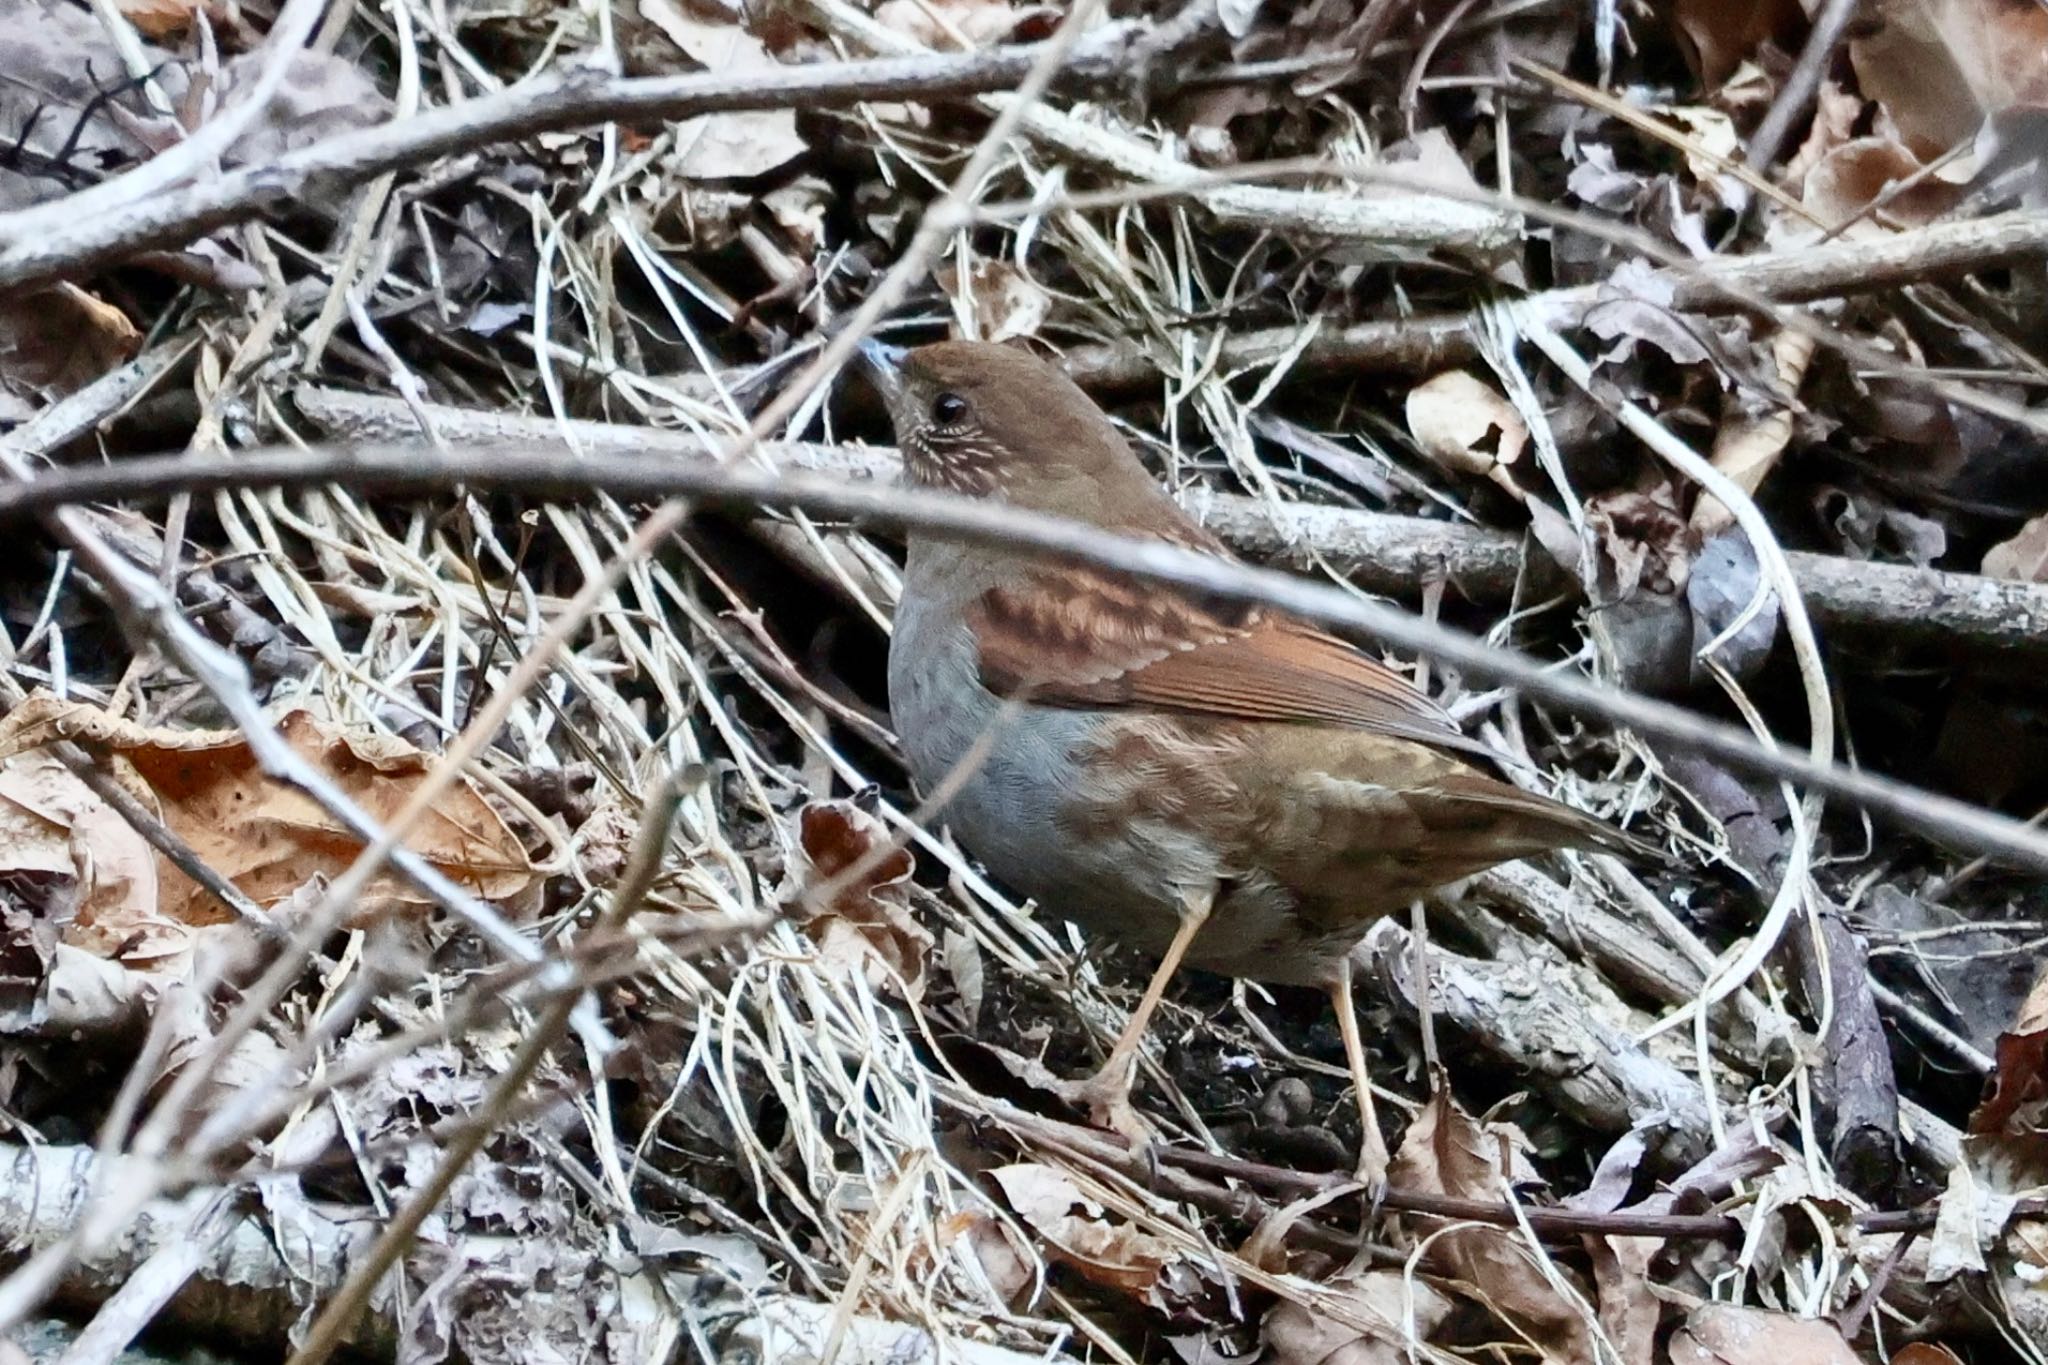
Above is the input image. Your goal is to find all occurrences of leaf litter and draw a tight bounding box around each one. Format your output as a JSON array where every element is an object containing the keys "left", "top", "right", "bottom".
[{"left": 0, "top": 0, "right": 2044, "bottom": 1360}]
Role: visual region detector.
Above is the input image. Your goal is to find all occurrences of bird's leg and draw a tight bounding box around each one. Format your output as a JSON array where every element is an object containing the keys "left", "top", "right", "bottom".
[
  {"left": 1329, "top": 956, "right": 1391, "bottom": 1192},
  {"left": 1075, "top": 886, "right": 1213, "bottom": 1145}
]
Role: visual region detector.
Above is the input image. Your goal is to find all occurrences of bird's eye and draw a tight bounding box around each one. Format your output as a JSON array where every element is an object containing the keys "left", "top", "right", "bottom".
[{"left": 931, "top": 392, "right": 967, "bottom": 425}]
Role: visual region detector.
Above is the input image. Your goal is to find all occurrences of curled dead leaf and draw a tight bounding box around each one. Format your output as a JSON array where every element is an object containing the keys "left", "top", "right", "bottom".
[
  {"left": 640, "top": 0, "right": 806, "bottom": 179},
  {"left": 784, "top": 799, "right": 930, "bottom": 1000},
  {"left": 0, "top": 693, "right": 536, "bottom": 954},
  {"left": 1260, "top": 1271, "right": 1452, "bottom": 1365},
  {"left": 1404, "top": 370, "right": 1528, "bottom": 487},
  {"left": 989, "top": 1163, "right": 1186, "bottom": 1303},
  {"left": 1389, "top": 1082, "right": 1595, "bottom": 1363}
]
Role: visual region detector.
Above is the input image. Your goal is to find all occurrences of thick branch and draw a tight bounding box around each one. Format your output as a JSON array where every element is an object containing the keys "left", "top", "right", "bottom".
[{"left": 294, "top": 386, "right": 2048, "bottom": 654}]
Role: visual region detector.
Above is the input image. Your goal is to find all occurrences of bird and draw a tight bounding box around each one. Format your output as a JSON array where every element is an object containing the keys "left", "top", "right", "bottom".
[{"left": 860, "top": 337, "right": 1653, "bottom": 1174}]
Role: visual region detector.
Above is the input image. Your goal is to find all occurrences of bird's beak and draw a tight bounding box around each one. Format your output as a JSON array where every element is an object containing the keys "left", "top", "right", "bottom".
[{"left": 856, "top": 338, "right": 908, "bottom": 408}]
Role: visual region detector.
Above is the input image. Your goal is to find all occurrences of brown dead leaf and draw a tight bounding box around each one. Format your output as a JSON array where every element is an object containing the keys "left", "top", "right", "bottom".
[
  {"left": 642, "top": 0, "right": 806, "bottom": 178},
  {"left": 1260, "top": 1271, "right": 1452, "bottom": 1365},
  {"left": 784, "top": 799, "right": 930, "bottom": 1000},
  {"left": 1389, "top": 1082, "right": 1594, "bottom": 1364},
  {"left": 0, "top": 750, "right": 161, "bottom": 961},
  {"left": 1891, "top": 1347, "right": 1966, "bottom": 1365},
  {"left": 116, "top": 0, "right": 202, "bottom": 39},
  {"left": 1967, "top": 962, "right": 2048, "bottom": 1143},
  {"left": 1668, "top": 0, "right": 1806, "bottom": 88},
  {"left": 1850, "top": 0, "right": 2048, "bottom": 157},
  {"left": 0, "top": 693, "right": 535, "bottom": 954},
  {"left": 1983, "top": 512, "right": 2048, "bottom": 581},
  {"left": 1668, "top": 1304, "right": 1860, "bottom": 1365},
  {"left": 1404, "top": 370, "right": 1528, "bottom": 487},
  {"left": 989, "top": 1163, "right": 1184, "bottom": 1301},
  {"left": 1800, "top": 137, "right": 1965, "bottom": 231},
  {"left": 0, "top": 285, "right": 139, "bottom": 418}
]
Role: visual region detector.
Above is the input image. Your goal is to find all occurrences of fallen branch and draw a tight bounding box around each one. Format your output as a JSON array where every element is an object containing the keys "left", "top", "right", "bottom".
[{"left": 294, "top": 386, "right": 2048, "bottom": 656}]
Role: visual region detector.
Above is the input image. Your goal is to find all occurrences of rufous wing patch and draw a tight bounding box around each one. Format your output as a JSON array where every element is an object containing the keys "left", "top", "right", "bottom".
[{"left": 964, "top": 563, "right": 1489, "bottom": 757}]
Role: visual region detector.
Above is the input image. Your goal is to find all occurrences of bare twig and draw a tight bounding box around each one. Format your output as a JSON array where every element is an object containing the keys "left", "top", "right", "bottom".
[{"left": 14, "top": 440, "right": 2048, "bottom": 871}]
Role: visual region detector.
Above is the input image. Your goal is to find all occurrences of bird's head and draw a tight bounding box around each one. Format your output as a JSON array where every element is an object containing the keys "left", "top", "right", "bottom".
[{"left": 858, "top": 339, "right": 1171, "bottom": 528}]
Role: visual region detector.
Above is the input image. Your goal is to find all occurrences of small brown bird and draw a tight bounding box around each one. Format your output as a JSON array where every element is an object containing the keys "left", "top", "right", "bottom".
[{"left": 863, "top": 338, "right": 1648, "bottom": 1170}]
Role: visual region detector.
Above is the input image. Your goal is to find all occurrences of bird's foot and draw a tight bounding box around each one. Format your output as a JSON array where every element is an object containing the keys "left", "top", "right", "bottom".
[
  {"left": 1071, "top": 1058, "right": 1156, "bottom": 1151},
  {"left": 1353, "top": 1142, "right": 1390, "bottom": 1219}
]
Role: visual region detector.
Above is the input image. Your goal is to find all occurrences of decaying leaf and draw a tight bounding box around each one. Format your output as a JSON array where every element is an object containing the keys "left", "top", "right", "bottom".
[
  {"left": 0, "top": 284, "right": 139, "bottom": 419},
  {"left": 989, "top": 1163, "right": 1187, "bottom": 1302},
  {"left": 1404, "top": 370, "right": 1528, "bottom": 486},
  {"left": 1983, "top": 512, "right": 2048, "bottom": 582},
  {"left": 783, "top": 799, "right": 930, "bottom": 1000},
  {"left": 1850, "top": 0, "right": 2048, "bottom": 159},
  {"left": 1667, "top": 0, "right": 1805, "bottom": 88},
  {"left": 643, "top": 0, "right": 806, "bottom": 179},
  {"left": 114, "top": 0, "right": 203, "bottom": 41},
  {"left": 1388, "top": 1081, "right": 1596, "bottom": 1363},
  {"left": 0, "top": 749, "right": 161, "bottom": 961},
  {"left": 0, "top": 693, "right": 536, "bottom": 955},
  {"left": 1259, "top": 1271, "right": 1452, "bottom": 1365},
  {"left": 1668, "top": 1304, "right": 1860, "bottom": 1365}
]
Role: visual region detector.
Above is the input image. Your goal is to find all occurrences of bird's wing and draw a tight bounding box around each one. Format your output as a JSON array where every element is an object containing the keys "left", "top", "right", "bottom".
[{"left": 964, "top": 561, "right": 1490, "bottom": 757}]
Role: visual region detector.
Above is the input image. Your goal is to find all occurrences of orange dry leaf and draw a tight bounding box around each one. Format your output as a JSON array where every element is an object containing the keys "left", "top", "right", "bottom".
[
  {"left": 0, "top": 284, "right": 139, "bottom": 417},
  {"left": 783, "top": 799, "right": 930, "bottom": 1000},
  {"left": 116, "top": 0, "right": 201, "bottom": 39},
  {"left": 0, "top": 693, "right": 536, "bottom": 957}
]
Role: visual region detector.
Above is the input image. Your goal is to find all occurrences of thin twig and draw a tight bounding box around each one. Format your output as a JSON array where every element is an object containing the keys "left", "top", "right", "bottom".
[{"left": 15, "top": 440, "right": 2048, "bottom": 871}]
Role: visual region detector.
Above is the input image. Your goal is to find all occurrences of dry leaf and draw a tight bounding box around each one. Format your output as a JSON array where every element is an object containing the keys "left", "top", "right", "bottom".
[
  {"left": 1668, "top": 0, "right": 1806, "bottom": 88},
  {"left": 1851, "top": 0, "right": 2048, "bottom": 158},
  {"left": 1668, "top": 1304, "right": 1860, "bottom": 1365},
  {"left": 1800, "top": 137, "right": 1965, "bottom": 231},
  {"left": 1404, "top": 370, "right": 1528, "bottom": 485},
  {"left": 1983, "top": 512, "right": 2048, "bottom": 581},
  {"left": 0, "top": 750, "right": 161, "bottom": 959},
  {"left": 0, "top": 284, "right": 140, "bottom": 417},
  {"left": 216, "top": 49, "right": 391, "bottom": 163},
  {"left": 1389, "top": 1082, "right": 1594, "bottom": 1364},
  {"left": 784, "top": 799, "right": 930, "bottom": 1000},
  {"left": 1260, "top": 1271, "right": 1452, "bottom": 1365},
  {"left": 1891, "top": 1347, "right": 1967, "bottom": 1365},
  {"left": 116, "top": 0, "right": 202, "bottom": 39},
  {"left": 989, "top": 1163, "right": 1183, "bottom": 1300},
  {"left": 0, "top": 693, "right": 536, "bottom": 954},
  {"left": 939, "top": 258, "right": 1052, "bottom": 343},
  {"left": 642, "top": 0, "right": 806, "bottom": 179}
]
